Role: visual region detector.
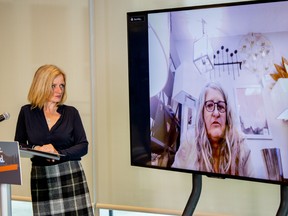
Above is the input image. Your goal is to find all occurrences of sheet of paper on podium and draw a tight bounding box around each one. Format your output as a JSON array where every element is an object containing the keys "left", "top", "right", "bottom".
[{"left": 0, "top": 141, "right": 22, "bottom": 185}]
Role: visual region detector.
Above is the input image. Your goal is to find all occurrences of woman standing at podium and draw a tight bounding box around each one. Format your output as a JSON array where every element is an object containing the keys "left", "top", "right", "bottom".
[{"left": 14, "top": 64, "right": 94, "bottom": 215}]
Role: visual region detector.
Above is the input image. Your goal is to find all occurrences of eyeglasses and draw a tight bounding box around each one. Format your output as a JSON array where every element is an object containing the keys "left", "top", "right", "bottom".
[{"left": 204, "top": 100, "right": 226, "bottom": 113}]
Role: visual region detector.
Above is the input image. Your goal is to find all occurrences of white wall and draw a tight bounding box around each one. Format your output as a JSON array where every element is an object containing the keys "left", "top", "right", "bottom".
[{"left": 0, "top": 0, "right": 284, "bottom": 216}]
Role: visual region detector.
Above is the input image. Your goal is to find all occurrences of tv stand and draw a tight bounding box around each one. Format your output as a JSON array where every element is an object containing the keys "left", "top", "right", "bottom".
[
  {"left": 277, "top": 185, "right": 288, "bottom": 216},
  {"left": 182, "top": 175, "right": 288, "bottom": 215},
  {"left": 182, "top": 174, "right": 202, "bottom": 216}
]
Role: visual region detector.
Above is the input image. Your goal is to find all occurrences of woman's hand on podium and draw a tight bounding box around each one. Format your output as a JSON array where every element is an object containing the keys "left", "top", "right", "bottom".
[{"left": 33, "top": 144, "right": 59, "bottom": 162}]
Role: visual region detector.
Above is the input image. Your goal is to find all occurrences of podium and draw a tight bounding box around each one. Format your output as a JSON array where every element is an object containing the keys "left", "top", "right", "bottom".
[
  {"left": 0, "top": 141, "right": 21, "bottom": 216},
  {"left": 0, "top": 141, "right": 62, "bottom": 216}
]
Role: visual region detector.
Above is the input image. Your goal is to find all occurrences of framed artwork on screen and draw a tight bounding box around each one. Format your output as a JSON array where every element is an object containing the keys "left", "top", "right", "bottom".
[{"left": 235, "top": 85, "right": 272, "bottom": 140}]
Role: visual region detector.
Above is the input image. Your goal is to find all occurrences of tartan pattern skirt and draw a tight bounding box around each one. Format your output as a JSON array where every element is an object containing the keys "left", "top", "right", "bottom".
[{"left": 31, "top": 161, "right": 94, "bottom": 216}]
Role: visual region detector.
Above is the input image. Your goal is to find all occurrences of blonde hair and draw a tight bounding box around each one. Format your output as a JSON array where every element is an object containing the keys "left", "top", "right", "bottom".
[{"left": 28, "top": 64, "right": 67, "bottom": 109}]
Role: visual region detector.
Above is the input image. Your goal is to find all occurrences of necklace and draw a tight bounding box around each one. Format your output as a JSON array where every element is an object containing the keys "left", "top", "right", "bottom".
[{"left": 46, "top": 118, "right": 51, "bottom": 124}]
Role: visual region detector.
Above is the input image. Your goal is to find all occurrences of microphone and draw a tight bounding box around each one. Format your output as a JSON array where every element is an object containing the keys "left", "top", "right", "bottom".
[{"left": 0, "top": 112, "right": 10, "bottom": 122}]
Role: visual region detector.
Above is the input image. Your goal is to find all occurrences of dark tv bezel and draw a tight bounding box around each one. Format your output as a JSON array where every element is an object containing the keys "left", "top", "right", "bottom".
[{"left": 127, "top": 0, "right": 288, "bottom": 186}]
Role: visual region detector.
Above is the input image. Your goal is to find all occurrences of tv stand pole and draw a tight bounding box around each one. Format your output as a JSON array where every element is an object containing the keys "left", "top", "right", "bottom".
[
  {"left": 182, "top": 174, "right": 202, "bottom": 216},
  {"left": 181, "top": 175, "right": 288, "bottom": 215},
  {"left": 276, "top": 185, "right": 288, "bottom": 216}
]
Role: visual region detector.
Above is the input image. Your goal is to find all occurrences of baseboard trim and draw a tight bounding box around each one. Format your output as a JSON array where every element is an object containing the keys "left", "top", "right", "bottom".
[{"left": 96, "top": 203, "right": 230, "bottom": 216}]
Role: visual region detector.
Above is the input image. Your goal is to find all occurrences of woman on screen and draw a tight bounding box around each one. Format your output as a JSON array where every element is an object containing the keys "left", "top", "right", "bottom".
[{"left": 172, "top": 82, "right": 254, "bottom": 176}]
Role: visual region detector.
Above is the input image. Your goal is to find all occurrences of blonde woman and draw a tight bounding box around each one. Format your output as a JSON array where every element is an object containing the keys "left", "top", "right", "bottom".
[{"left": 15, "top": 65, "right": 94, "bottom": 215}]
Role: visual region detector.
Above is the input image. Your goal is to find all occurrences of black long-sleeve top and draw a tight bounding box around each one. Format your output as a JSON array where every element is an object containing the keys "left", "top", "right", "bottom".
[{"left": 14, "top": 104, "right": 89, "bottom": 166}]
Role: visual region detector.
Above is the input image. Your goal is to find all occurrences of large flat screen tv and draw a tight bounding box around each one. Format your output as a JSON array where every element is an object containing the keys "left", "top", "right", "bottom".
[{"left": 127, "top": 0, "right": 288, "bottom": 185}]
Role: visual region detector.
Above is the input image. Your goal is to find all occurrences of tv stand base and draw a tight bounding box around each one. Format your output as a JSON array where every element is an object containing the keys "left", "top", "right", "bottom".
[{"left": 182, "top": 175, "right": 288, "bottom": 215}]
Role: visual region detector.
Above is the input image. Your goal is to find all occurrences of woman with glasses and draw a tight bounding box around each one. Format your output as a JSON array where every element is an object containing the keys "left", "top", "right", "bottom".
[{"left": 172, "top": 82, "right": 253, "bottom": 176}]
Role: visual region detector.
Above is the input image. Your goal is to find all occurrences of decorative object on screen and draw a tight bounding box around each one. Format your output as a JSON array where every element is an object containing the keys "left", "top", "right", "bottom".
[
  {"left": 193, "top": 19, "right": 214, "bottom": 74},
  {"left": 270, "top": 56, "right": 288, "bottom": 82},
  {"left": 213, "top": 46, "right": 242, "bottom": 80},
  {"left": 239, "top": 32, "right": 274, "bottom": 78},
  {"left": 262, "top": 148, "right": 283, "bottom": 181}
]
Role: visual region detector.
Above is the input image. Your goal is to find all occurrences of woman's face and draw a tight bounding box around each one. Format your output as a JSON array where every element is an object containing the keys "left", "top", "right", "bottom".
[
  {"left": 203, "top": 88, "right": 227, "bottom": 143},
  {"left": 49, "top": 74, "right": 65, "bottom": 103}
]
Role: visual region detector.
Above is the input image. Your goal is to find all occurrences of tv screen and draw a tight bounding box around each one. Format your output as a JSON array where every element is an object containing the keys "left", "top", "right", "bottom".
[{"left": 127, "top": 0, "right": 288, "bottom": 185}]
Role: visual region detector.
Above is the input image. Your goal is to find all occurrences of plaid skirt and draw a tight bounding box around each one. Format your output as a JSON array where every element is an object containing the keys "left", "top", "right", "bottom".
[{"left": 31, "top": 161, "right": 94, "bottom": 216}]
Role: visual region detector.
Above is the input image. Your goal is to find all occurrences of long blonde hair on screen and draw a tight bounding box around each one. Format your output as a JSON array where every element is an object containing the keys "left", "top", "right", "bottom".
[
  {"left": 28, "top": 64, "right": 67, "bottom": 109},
  {"left": 194, "top": 82, "right": 244, "bottom": 175}
]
